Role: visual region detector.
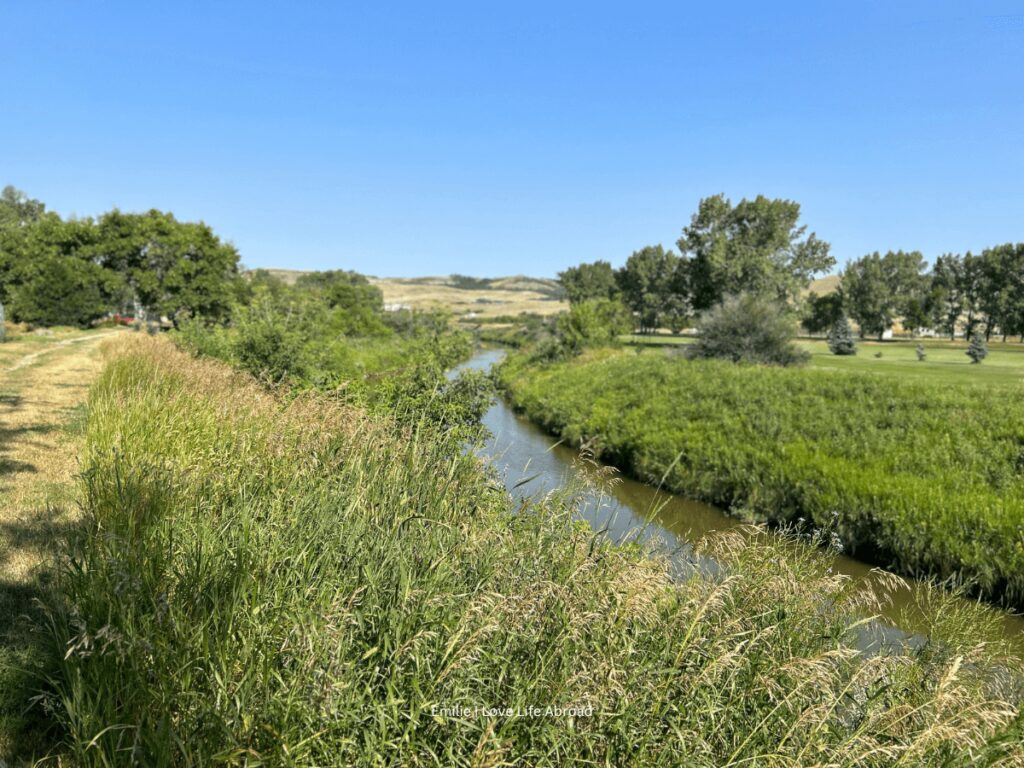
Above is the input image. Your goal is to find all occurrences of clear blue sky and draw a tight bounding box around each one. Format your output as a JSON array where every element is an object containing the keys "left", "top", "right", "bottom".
[{"left": 4, "top": 2, "right": 1022, "bottom": 277}]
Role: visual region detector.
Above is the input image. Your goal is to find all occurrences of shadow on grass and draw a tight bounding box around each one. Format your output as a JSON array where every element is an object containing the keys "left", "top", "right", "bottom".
[
  {"left": 0, "top": 508, "right": 80, "bottom": 762},
  {"left": 0, "top": 507, "right": 80, "bottom": 762}
]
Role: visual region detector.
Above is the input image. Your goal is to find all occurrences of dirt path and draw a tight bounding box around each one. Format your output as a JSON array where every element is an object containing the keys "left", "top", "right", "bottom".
[{"left": 0, "top": 330, "right": 124, "bottom": 759}]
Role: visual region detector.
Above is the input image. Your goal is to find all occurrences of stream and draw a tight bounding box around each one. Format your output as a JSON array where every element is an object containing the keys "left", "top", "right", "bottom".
[{"left": 455, "top": 348, "right": 1024, "bottom": 651}]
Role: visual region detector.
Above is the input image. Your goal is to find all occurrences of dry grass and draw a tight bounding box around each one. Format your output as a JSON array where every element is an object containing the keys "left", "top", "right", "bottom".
[
  {"left": 0, "top": 329, "right": 126, "bottom": 758},
  {"left": 249, "top": 269, "right": 567, "bottom": 318},
  {"left": 371, "top": 277, "right": 566, "bottom": 319}
]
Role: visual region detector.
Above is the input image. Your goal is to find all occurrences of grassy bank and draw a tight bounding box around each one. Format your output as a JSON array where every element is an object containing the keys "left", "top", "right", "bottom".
[
  {"left": 497, "top": 347, "right": 1024, "bottom": 610},
  {"left": 22, "top": 336, "right": 1024, "bottom": 764}
]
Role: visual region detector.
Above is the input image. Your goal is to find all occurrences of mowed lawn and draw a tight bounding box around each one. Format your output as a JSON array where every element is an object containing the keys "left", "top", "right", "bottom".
[{"left": 622, "top": 333, "right": 1024, "bottom": 385}]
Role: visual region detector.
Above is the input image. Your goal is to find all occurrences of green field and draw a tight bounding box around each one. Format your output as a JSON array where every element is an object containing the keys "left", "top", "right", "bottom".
[
  {"left": 497, "top": 344, "right": 1024, "bottom": 610},
  {"left": 12, "top": 335, "right": 1021, "bottom": 764},
  {"left": 622, "top": 334, "right": 1024, "bottom": 385}
]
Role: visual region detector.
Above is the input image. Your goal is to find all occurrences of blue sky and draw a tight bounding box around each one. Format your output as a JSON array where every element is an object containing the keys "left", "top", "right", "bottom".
[{"left": 3, "top": 2, "right": 1022, "bottom": 277}]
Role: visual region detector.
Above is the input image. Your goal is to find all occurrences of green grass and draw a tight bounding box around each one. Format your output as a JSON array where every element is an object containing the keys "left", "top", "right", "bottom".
[
  {"left": 22, "top": 335, "right": 1024, "bottom": 765},
  {"left": 497, "top": 346, "right": 1024, "bottom": 610},
  {"left": 622, "top": 334, "right": 1024, "bottom": 385}
]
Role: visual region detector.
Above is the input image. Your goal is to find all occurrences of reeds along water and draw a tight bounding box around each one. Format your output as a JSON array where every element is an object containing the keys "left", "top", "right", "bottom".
[
  {"left": 32, "top": 336, "right": 1024, "bottom": 766},
  {"left": 496, "top": 346, "right": 1024, "bottom": 612}
]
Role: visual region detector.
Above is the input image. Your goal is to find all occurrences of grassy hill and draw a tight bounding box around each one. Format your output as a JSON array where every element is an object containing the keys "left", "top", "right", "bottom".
[{"left": 247, "top": 270, "right": 567, "bottom": 318}]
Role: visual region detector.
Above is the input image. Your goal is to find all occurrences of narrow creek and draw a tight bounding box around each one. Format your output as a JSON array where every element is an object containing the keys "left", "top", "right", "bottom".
[{"left": 455, "top": 348, "right": 1024, "bottom": 651}]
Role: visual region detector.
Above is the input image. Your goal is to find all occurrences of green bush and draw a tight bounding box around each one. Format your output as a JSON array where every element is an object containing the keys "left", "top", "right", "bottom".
[
  {"left": 555, "top": 298, "right": 633, "bottom": 353},
  {"left": 689, "top": 294, "right": 809, "bottom": 366}
]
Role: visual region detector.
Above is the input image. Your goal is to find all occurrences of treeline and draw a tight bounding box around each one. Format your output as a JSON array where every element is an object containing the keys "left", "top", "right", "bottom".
[
  {"left": 558, "top": 194, "right": 834, "bottom": 333},
  {"left": 811, "top": 246, "right": 1024, "bottom": 341},
  {"left": 560, "top": 192, "right": 1024, "bottom": 342},
  {"left": 0, "top": 185, "right": 242, "bottom": 327}
]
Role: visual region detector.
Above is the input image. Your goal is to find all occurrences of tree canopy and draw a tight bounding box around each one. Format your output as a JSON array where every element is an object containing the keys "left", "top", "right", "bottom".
[
  {"left": 678, "top": 194, "right": 834, "bottom": 311},
  {"left": 0, "top": 188, "right": 242, "bottom": 327}
]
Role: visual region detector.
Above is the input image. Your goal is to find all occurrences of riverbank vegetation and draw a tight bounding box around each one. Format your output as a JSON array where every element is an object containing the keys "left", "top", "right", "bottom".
[
  {"left": 23, "top": 335, "right": 1024, "bottom": 764},
  {"left": 497, "top": 346, "right": 1024, "bottom": 610}
]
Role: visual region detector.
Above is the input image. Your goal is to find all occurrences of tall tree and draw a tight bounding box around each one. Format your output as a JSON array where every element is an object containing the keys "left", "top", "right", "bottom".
[
  {"left": 677, "top": 194, "right": 834, "bottom": 311},
  {"left": 840, "top": 250, "right": 925, "bottom": 340},
  {"left": 615, "top": 245, "right": 679, "bottom": 333},
  {"left": 929, "top": 254, "right": 966, "bottom": 339},
  {"left": 557, "top": 260, "right": 618, "bottom": 305},
  {"left": 840, "top": 253, "right": 890, "bottom": 339},
  {"left": 91, "top": 210, "right": 241, "bottom": 323},
  {"left": 802, "top": 291, "right": 844, "bottom": 335}
]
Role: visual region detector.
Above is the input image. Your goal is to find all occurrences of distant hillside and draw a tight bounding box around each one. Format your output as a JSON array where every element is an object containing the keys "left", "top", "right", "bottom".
[
  {"left": 247, "top": 270, "right": 567, "bottom": 318},
  {"left": 805, "top": 274, "right": 840, "bottom": 296}
]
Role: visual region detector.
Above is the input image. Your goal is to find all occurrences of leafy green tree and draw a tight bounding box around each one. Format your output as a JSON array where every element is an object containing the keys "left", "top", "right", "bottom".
[
  {"left": 91, "top": 209, "right": 241, "bottom": 323},
  {"left": 662, "top": 294, "right": 691, "bottom": 334},
  {"left": 840, "top": 253, "right": 890, "bottom": 339},
  {"left": 929, "top": 254, "right": 966, "bottom": 339},
  {"left": 967, "top": 331, "right": 987, "bottom": 364},
  {"left": 557, "top": 261, "right": 618, "bottom": 305},
  {"left": 976, "top": 243, "right": 1024, "bottom": 340},
  {"left": 615, "top": 245, "right": 679, "bottom": 333},
  {"left": 0, "top": 186, "right": 45, "bottom": 229},
  {"left": 959, "top": 252, "right": 987, "bottom": 339},
  {"left": 295, "top": 269, "right": 386, "bottom": 335},
  {"left": 841, "top": 251, "right": 925, "bottom": 340},
  {"left": 7, "top": 254, "right": 121, "bottom": 327},
  {"left": 802, "top": 292, "right": 844, "bottom": 335},
  {"left": 677, "top": 194, "right": 834, "bottom": 311},
  {"left": 826, "top": 316, "right": 857, "bottom": 355},
  {"left": 688, "top": 293, "right": 809, "bottom": 366}
]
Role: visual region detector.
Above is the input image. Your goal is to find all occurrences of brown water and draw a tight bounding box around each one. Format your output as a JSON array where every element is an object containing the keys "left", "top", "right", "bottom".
[{"left": 456, "top": 348, "right": 1024, "bottom": 652}]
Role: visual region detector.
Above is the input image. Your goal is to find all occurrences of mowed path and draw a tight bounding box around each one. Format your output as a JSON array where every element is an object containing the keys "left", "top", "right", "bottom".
[{"left": 0, "top": 329, "right": 124, "bottom": 759}]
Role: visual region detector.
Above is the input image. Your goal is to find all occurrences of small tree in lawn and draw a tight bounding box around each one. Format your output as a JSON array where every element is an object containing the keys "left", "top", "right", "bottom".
[
  {"left": 827, "top": 316, "right": 856, "bottom": 356},
  {"left": 915, "top": 344, "right": 926, "bottom": 361},
  {"left": 966, "top": 331, "right": 987, "bottom": 364}
]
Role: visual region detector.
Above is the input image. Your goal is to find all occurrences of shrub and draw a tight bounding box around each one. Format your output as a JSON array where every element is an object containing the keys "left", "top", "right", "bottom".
[
  {"left": 968, "top": 331, "right": 988, "bottom": 364},
  {"left": 232, "top": 305, "right": 310, "bottom": 382},
  {"left": 555, "top": 298, "right": 633, "bottom": 353},
  {"left": 688, "top": 294, "right": 809, "bottom": 366},
  {"left": 827, "top": 315, "right": 857, "bottom": 355}
]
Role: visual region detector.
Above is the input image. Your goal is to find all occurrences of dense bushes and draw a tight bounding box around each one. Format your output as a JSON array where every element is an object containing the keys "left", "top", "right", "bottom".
[
  {"left": 497, "top": 348, "right": 1024, "bottom": 609},
  {"left": 174, "top": 276, "right": 489, "bottom": 437},
  {"left": 32, "top": 337, "right": 1024, "bottom": 764},
  {"left": 688, "top": 294, "right": 809, "bottom": 366},
  {"left": 555, "top": 298, "right": 633, "bottom": 353}
]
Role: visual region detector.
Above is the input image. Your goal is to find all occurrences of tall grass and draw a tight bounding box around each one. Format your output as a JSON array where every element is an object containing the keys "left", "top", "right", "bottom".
[
  {"left": 497, "top": 347, "right": 1024, "bottom": 610},
  {"left": 33, "top": 337, "right": 1024, "bottom": 764}
]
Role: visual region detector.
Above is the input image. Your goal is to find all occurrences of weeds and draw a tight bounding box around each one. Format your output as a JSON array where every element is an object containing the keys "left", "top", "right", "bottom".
[{"left": 30, "top": 337, "right": 1024, "bottom": 765}]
